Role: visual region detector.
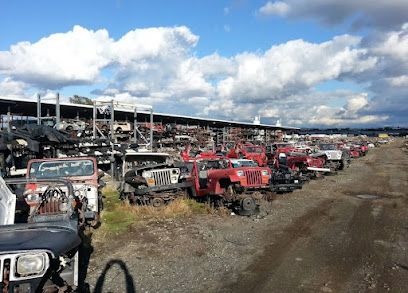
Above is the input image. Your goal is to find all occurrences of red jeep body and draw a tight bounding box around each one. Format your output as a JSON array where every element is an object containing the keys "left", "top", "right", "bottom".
[
  {"left": 187, "top": 158, "right": 271, "bottom": 197},
  {"left": 361, "top": 145, "right": 369, "bottom": 153},
  {"left": 227, "top": 144, "right": 267, "bottom": 166},
  {"left": 272, "top": 149, "right": 328, "bottom": 178},
  {"left": 272, "top": 143, "right": 298, "bottom": 154},
  {"left": 349, "top": 148, "right": 361, "bottom": 158},
  {"left": 273, "top": 146, "right": 326, "bottom": 171},
  {"left": 185, "top": 158, "right": 271, "bottom": 215},
  {"left": 356, "top": 144, "right": 369, "bottom": 156},
  {"left": 181, "top": 145, "right": 222, "bottom": 161}
]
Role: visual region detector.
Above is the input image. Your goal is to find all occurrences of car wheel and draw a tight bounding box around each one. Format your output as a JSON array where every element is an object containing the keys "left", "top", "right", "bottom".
[
  {"left": 151, "top": 197, "right": 164, "bottom": 207},
  {"left": 237, "top": 197, "right": 257, "bottom": 216}
]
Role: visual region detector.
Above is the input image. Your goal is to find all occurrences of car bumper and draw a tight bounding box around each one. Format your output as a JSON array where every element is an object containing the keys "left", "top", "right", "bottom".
[
  {"left": 134, "top": 181, "right": 193, "bottom": 195},
  {"left": 270, "top": 183, "right": 303, "bottom": 192},
  {"left": 1, "top": 278, "right": 42, "bottom": 292}
]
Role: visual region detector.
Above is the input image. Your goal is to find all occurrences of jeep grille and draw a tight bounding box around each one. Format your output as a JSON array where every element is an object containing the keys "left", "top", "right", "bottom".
[
  {"left": 244, "top": 170, "right": 262, "bottom": 186},
  {"left": 39, "top": 198, "right": 64, "bottom": 215},
  {"left": 150, "top": 169, "right": 178, "bottom": 186}
]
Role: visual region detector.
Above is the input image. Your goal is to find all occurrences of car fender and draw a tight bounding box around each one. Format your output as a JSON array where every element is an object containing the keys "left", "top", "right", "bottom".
[{"left": 228, "top": 174, "right": 243, "bottom": 183}]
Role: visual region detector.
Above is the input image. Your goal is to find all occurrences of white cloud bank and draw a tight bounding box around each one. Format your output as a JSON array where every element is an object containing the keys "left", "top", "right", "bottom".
[{"left": 0, "top": 24, "right": 402, "bottom": 127}]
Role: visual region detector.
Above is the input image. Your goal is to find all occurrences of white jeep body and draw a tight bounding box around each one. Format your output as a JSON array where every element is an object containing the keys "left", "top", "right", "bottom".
[
  {"left": 57, "top": 120, "right": 86, "bottom": 132},
  {"left": 318, "top": 150, "right": 343, "bottom": 161},
  {"left": 0, "top": 177, "right": 16, "bottom": 225},
  {"left": 114, "top": 122, "right": 133, "bottom": 132}
]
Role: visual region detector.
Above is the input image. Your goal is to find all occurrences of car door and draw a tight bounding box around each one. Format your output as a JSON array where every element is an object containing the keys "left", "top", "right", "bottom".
[{"left": 0, "top": 177, "right": 16, "bottom": 225}]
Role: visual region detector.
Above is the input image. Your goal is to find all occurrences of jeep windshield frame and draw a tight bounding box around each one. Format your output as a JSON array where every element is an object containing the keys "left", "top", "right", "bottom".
[
  {"left": 196, "top": 159, "right": 229, "bottom": 171},
  {"left": 28, "top": 159, "right": 95, "bottom": 179},
  {"left": 244, "top": 147, "right": 263, "bottom": 154},
  {"left": 319, "top": 144, "right": 337, "bottom": 150}
]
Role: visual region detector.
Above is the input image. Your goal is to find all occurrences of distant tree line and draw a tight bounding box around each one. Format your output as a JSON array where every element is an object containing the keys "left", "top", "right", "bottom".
[{"left": 69, "top": 95, "right": 93, "bottom": 105}]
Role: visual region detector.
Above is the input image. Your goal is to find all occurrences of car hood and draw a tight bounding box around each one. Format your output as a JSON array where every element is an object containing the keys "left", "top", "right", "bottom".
[{"left": 0, "top": 223, "right": 81, "bottom": 256}]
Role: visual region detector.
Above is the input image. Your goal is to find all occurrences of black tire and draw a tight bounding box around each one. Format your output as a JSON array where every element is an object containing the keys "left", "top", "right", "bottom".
[
  {"left": 151, "top": 197, "right": 164, "bottom": 207},
  {"left": 237, "top": 197, "right": 257, "bottom": 216}
]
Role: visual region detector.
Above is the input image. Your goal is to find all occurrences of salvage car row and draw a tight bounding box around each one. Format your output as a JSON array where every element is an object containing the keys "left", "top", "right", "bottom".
[{"left": 0, "top": 128, "right": 382, "bottom": 292}]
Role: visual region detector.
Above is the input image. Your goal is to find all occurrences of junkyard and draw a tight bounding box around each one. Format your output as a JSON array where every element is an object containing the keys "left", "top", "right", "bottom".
[
  {"left": 0, "top": 97, "right": 407, "bottom": 292},
  {"left": 1, "top": 2, "right": 408, "bottom": 292}
]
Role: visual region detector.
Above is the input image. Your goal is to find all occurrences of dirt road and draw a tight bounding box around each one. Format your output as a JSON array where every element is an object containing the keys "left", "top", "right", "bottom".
[
  {"left": 221, "top": 141, "right": 408, "bottom": 293},
  {"left": 87, "top": 141, "right": 408, "bottom": 292}
]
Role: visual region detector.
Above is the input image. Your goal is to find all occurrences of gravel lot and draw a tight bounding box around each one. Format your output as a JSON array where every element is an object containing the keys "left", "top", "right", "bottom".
[{"left": 86, "top": 140, "right": 408, "bottom": 293}]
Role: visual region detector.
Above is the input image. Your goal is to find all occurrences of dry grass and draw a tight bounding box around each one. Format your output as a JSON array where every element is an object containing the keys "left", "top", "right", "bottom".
[{"left": 96, "top": 183, "right": 225, "bottom": 236}]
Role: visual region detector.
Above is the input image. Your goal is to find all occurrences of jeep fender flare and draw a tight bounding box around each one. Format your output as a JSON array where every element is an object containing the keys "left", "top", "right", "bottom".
[{"left": 228, "top": 174, "right": 242, "bottom": 183}]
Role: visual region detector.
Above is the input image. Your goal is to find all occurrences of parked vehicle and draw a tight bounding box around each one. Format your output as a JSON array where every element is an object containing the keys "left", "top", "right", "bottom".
[
  {"left": 269, "top": 163, "right": 303, "bottom": 193},
  {"left": 315, "top": 143, "right": 350, "bottom": 170},
  {"left": 113, "top": 121, "right": 133, "bottom": 134},
  {"left": 271, "top": 147, "right": 329, "bottom": 179},
  {"left": 119, "top": 151, "right": 192, "bottom": 206},
  {"left": 351, "top": 143, "right": 369, "bottom": 156},
  {"left": 98, "top": 121, "right": 133, "bottom": 134},
  {"left": 230, "top": 158, "right": 303, "bottom": 192},
  {"left": 56, "top": 119, "right": 87, "bottom": 133},
  {"left": 0, "top": 177, "right": 83, "bottom": 292},
  {"left": 186, "top": 157, "right": 272, "bottom": 215},
  {"left": 26, "top": 157, "right": 104, "bottom": 227},
  {"left": 227, "top": 143, "right": 268, "bottom": 166}
]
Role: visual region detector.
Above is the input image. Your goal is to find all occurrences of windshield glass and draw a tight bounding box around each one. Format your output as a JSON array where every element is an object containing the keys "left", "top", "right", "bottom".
[
  {"left": 29, "top": 160, "right": 95, "bottom": 178},
  {"left": 319, "top": 144, "right": 336, "bottom": 150},
  {"left": 275, "top": 143, "right": 292, "bottom": 148},
  {"left": 245, "top": 147, "right": 263, "bottom": 153},
  {"left": 231, "top": 160, "right": 258, "bottom": 168},
  {"left": 123, "top": 155, "right": 169, "bottom": 172},
  {"left": 197, "top": 160, "right": 229, "bottom": 170}
]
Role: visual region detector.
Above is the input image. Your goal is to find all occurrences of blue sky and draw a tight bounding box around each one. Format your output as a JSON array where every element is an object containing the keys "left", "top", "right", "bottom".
[
  {"left": 0, "top": 0, "right": 407, "bottom": 127},
  {"left": 1, "top": 0, "right": 348, "bottom": 53}
]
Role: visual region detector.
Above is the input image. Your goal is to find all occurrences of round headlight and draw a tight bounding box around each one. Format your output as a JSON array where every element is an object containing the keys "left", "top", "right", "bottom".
[
  {"left": 236, "top": 170, "right": 245, "bottom": 176},
  {"left": 261, "top": 170, "right": 269, "bottom": 176},
  {"left": 25, "top": 193, "right": 40, "bottom": 202},
  {"left": 144, "top": 171, "right": 152, "bottom": 178},
  {"left": 16, "top": 253, "right": 48, "bottom": 276}
]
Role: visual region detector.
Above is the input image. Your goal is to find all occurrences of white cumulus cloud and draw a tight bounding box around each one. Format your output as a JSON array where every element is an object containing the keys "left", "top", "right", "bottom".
[
  {"left": 0, "top": 24, "right": 401, "bottom": 127},
  {"left": 259, "top": 1, "right": 290, "bottom": 16}
]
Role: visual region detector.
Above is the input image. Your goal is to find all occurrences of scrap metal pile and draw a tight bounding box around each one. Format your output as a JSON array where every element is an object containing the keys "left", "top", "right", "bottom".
[{"left": 0, "top": 119, "right": 391, "bottom": 292}]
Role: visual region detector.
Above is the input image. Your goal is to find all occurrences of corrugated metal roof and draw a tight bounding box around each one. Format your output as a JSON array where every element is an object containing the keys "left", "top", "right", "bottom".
[{"left": 0, "top": 96, "right": 300, "bottom": 130}]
